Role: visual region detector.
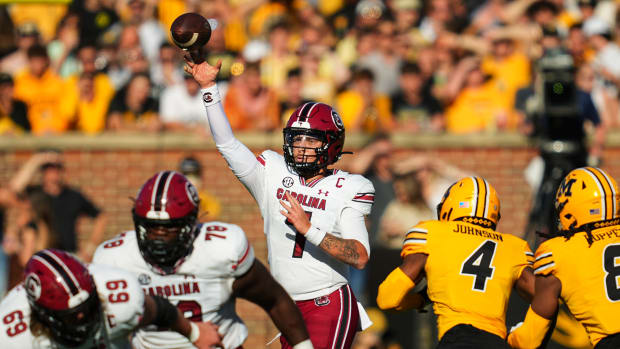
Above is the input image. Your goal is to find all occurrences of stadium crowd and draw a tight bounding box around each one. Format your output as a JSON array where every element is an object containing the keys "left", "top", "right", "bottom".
[{"left": 0, "top": 0, "right": 617, "bottom": 136}]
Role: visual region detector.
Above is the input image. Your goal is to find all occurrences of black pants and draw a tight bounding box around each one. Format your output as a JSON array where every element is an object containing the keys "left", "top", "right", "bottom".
[
  {"left": 595, "top": 332, "right": 620, "bottom": 349},
  {"left": 437, "top": 324, "right": 510, "bottom": 349}
]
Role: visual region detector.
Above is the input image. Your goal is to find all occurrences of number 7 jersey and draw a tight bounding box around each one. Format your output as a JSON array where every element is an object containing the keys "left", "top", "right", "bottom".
[
  {"left": 533, "top": 225, "right": 620, "bottom": 346},
  {"left": 402, "top": 220, "right": 533, "bottom": 340}
]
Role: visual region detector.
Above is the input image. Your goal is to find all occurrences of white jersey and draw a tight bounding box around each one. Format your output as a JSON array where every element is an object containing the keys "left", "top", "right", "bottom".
[
  {"left": 92, "top": 221, "right": 255, "bottom": 349},
  {"left": 0, "top": 264, "right": 144, "bottom": 349},
  {"left": 224, "top": 148, "right": 374, "bottom": 300}
]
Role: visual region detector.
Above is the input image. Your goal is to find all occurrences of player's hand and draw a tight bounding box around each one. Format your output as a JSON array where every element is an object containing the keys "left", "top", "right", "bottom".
[
  {"left": 193, "top": 321, "right": 223, "bottom": 349},
  {"left": 280, "top": 191, "right": 311, "bottom": 235},
  {"left": 183, "top": 56, "right": 221, "bottom": 89}
]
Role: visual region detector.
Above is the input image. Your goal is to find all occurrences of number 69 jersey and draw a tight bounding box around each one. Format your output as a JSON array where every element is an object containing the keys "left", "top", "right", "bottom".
[
  {"left": 402, "top": 220, "right": 532, "bottom": 340},
  {"left": 0, "top": 264, "right": 144, "bottom": 349},
  {"left": 92, "top": 222, "right": 255, "bottom": 349},
  {"left": 532, "top": 226, "right": 620, "bottom": 347}
]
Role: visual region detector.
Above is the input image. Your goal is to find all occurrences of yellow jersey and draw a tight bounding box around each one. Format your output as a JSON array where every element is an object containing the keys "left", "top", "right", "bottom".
[
  {"left": 533, "top": 225, "right": 620, "bottom": 346},
  {"left": 402, "top": 220, "right": 532, "bottom": 340}
]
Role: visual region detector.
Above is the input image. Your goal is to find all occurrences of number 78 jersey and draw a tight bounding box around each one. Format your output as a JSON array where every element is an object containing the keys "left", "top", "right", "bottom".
[{"left": 402, "top": 220, "right": 532, "bottom": 340}]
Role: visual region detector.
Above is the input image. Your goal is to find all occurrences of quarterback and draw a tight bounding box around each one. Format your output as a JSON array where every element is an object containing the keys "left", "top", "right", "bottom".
[
  {"left": 0, "top": 249, "right": 221, "bottom": 348},
  {"left": 377, "top": 177, "right": 535, "bottom": 348},
  {"left": 508, "top": 167, "right": 620, "bottom": 349},
  {"left": 185, "top": 57, "right": 374, "bottom": 349},
  {"left": 93, "top": 171, "right": 312, "bottom": 349}
]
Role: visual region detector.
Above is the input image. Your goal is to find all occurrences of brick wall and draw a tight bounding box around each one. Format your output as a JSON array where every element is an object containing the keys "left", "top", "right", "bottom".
[{"left": 1, "top": 133, "right": 618, "bottom": 345}]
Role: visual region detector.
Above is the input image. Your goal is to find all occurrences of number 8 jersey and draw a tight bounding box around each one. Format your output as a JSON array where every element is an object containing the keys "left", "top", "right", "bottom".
[
  {"left": 533, "top": 226, "right": 620, "bottom": 347},
  {"left": 0, "top": 264, "right": 144, "bottom": 349},
  {"left": 402, "top": 219, "right": 532, "bottom": 340}
]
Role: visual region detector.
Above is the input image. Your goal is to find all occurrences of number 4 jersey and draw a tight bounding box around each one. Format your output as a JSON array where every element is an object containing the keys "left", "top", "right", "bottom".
[
  {"left": 92, "top": 222, "right": 255, "bottom": 349},
  {"left": 533, "top": 225, "right": 620, "bottom": 346},
  {"left": 0, "top": 264, "right": 144, "bottom": 349},
  {"left": 402, "top": 220, "right": 533, "bottom": 340}
]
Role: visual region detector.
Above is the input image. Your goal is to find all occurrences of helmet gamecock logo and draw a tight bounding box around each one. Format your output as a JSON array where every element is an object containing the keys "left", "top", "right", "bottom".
[
  {"left": 331, "top": 110, "right": 344, "bottom": 130},
  {"left": 185, "top": 182, "right": 200, "bottom": 207},
  {"left": 25, "top": 273, "right": 42, "bottom": 301},
  {"left": 282, "top": 177, "right": 294, "bottom": 188}
]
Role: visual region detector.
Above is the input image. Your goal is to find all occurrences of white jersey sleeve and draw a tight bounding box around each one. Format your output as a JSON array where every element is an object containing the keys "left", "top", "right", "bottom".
[
  {"left": 93, "top": 224, "right": 255, "bottom": 349},
  {"left": 89, "top": 264, "right": 145, "bottom": 342},
  {"left": 201, "top": 88, "right": 267, "bottom": 208}
]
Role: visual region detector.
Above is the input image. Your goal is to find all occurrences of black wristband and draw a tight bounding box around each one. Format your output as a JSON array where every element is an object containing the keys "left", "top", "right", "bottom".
[{"left": 151, "top": 296, "right": 179, "bottom": 328}]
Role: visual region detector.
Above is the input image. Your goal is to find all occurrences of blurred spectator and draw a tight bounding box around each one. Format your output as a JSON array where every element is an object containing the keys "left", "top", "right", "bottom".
[
  {"left": 298, "top": 46, "right": 337, "bottom": 103},
  {"left": 61, "top": 45, "right": 115, "bottom": 134},
  {"left": 9, "top": 151, "right": 107, "bottom": 262},
  {"left": 279, "top": 68, "right": 311, "bottom": 125},
  {"left": 0, "top": 22, "right": 41, "bottom": 74},
  {"left": 419, "top": 0, "right": 454, "bottom": 43},
  {"left": 443, "top": 57, "right": 509, "bottom": 133},
  {"left": 3, "top": 189, "right": 53, "bottom": 289},
  {"left": 585, "top": 17, "right": 620, "bottom": 126},
  {"left": 126, "top": 0, "right": 166, "bottom": 65},
  {"left": 391, "top": 62, "right": 443, "bottom": 132},
  {"left": 0, "top": 186, "right": 19, "bottom": 297},
  {"left": 223, "top": 61, "right": 280, "bottom": 131},
  {"left": 204, "top": 22, "right": 237, "bottom": 88},
  {"left": 107, "top": 72, "right": 161, "bottom": 132},
  {"left": 8, "top": 2, "right": 68, "bottom": 43},
  {"left": 260, "top": 21, "right": 298, "bottom": 94},
  {"left": 178, "top": 156, "right": 222, "bottom": 221},
  {"left": 377, "top": 171, "right": 433, "bottom": 249},
  {"left": 358, "top": 19, "right": 403, "bottom": 96},
  {"left": 0, "top": 73, "right": 30, "bottom": 135},
  {"left": 13, "top": 45, "right": 72, "bottom": 135},
  {"left": 160, "top": 74, "right": 209, "bottom": 134},
  {"left": 108, "top": 24, "right": 149, "bottom": 89},
  {"left": 47, "top": 12, "right": 80, "bottom": 78},
  {"left": 566, "top": 23, "right": 594, "bottom": 67},
  {"left": 69, "top": 0, "right": 120, "bottom": 47},
  {"left": 150, "top": 43, "right": 184, "bottom": 95},
  {"left": 336, "top": 68, "right": 393, "bottom": 133}
]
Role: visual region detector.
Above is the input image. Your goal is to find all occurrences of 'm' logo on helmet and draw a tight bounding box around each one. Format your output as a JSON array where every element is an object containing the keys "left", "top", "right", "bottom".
[
  {"left": 555, "top": 167, "right": 619, "bottom": 230},
  {"left": 25, "top": 273, "right": 41, "bottom": 301}
]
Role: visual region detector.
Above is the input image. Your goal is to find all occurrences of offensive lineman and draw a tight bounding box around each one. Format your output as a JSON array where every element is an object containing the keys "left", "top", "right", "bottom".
[
  {"left": 93, "top": 171, "right": 313, "bottom": 349},
  {"left": 0, "top": 249, "right": 222, "bottom": 348},
  {"left": 377, "top": 177, "right": 535, "bottom": 348},
  {"left": 185, "top": 57, "right": 374, "bottom": 348},
  {"left": 508, "top": 167, "right": 620, "bottom": 348}
]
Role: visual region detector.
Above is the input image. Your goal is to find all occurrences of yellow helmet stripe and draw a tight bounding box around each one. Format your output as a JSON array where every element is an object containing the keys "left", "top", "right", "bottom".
[
  {"left": 591, "top": 167, "right": 616, "bottom": 220},
  {"left": 470, "top": 176, "right": 479, "bottom": 217},
  {"left": 582, "top": 168, "right": 607, "bottom": 220}
]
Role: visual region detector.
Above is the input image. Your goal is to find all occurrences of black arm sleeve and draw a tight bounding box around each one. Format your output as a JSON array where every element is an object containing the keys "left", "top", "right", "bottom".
[{"left": 151, "top": 295, "right": 179, "bottom": 328}]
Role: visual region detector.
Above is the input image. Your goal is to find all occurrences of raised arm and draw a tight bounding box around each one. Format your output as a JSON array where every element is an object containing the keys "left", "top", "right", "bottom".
[
  {"left": 140, "top": 295, "right": 223, "bottom": 349},
  {"left": 184, "top": 57, "right": 265, "bottom": 199},
  {"left": 232, "top": 260, "right": 313, "bottom": 349}
]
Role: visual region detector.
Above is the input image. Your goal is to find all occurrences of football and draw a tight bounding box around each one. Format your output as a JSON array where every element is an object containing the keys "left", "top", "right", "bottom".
[{"left": 170, "top": 13, "right": 212, "bottom": 62}]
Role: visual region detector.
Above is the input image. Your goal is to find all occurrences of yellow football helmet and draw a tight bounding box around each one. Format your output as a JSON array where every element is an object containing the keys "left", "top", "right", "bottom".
[
  {"left": 437, "top": 177, "right": 501, "bottom": 229},
  {"left": 555, "top": 167, "right": 620, "bottom": 231}
]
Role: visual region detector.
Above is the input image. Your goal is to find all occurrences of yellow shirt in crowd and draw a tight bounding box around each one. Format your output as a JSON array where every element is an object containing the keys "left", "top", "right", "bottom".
[{"left": 13, "top": 69, "right": 71, "bottom": 135}]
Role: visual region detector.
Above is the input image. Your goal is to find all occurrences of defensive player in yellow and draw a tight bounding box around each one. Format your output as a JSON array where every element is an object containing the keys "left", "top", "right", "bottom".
[
  {"left": 377, "top": 176, "right": 535, "bottom": 348},
  {"left": 508, "top": 167, "right": 620, "bottom": 349}
]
